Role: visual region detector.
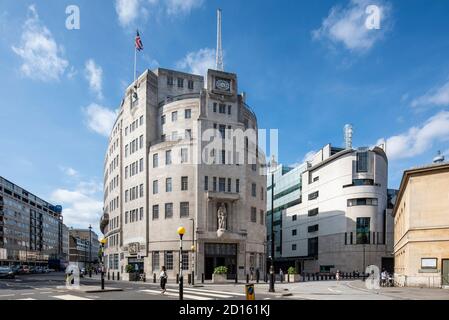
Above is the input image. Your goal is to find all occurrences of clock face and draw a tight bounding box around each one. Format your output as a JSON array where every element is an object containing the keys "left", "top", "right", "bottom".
[{"left": 215, "top": 78, "right": 231, "bottom": 92}]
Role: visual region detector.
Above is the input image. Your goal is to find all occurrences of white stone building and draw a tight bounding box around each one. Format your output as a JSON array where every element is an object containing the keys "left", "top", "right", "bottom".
[
  {"left": 101, "top": 68, "right": 267, "bottom": 280},
  {"left": 268, "top": 144, "right": 395, "bottom": 274}
]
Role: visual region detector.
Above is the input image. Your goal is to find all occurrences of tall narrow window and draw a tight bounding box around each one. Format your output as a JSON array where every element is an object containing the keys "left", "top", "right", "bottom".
[
  {"left": 165, "top": 203, "right": 173, "bottom": 219},
  {"left": 181, "top": 177, "right": 188, "bottom": 191},
  {"left": 152, "top": 205, "right": 159, "bottom": 220},
  {"left": 219, "top": 178, "right": 226, "bottom": 192},
  {"left": 188, "top": 80, "right": 194, "bottom": 90},
  {"left": 204, "top": 176, "right": 209, "bottom": 191},
  {"left": 185, "top": 109, "right": 191, "bottom": 119},
  {"left": 180, "top": 202, "right": 189, "bottom": 217},
  {"left": 227, "top": 178, "right": 231, "bottom": 193},
  {"left": 213, "top": 177, "right": 217, "bottom": 192},
  {"left": 356, "top": 151, "right": 368, "bottom": 173},
  {"left": 166, "top": 150, "right": 172, "bottom": 165},
  {"left": 356, "top": 217, "right": 370, "bottom": 244},
  {"left": 236, "top": 179, "right": 240, "bottom": 193},
  {"left": 153, "top": 153, "right": 158, "bottom": 168},
  {"left": 181, "top": 148, "right": 188, "bottom": 163},
  {"left": 172, "top": 111, "right": 178, "bottom": 122},
  {"left": 166, "top": 178, "right": 172, "bottom": 192},
  {"left": 153, "top": 180, "right": 158, "bottom": 194}
]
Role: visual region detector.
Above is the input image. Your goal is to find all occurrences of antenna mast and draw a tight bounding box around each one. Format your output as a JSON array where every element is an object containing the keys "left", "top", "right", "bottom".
[{"left": 216, "top": 9, "right": 224, "bottom": 71}]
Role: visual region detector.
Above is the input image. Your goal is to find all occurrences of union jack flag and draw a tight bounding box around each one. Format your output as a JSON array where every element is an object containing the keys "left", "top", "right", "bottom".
[{"left": 135, "top": 30, "right": 143, "bottom": 51}]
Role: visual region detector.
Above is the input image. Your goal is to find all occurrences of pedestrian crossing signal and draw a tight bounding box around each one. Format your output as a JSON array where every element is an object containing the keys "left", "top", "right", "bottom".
[{"left": 246, "top": 284, "right": 255, "bottom": 300}]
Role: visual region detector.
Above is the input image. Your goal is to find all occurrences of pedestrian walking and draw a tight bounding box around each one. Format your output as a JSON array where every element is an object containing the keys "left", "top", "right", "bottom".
[
  {"left": 279, "top": 268, "right": 284, "bottom": 283},
  {"left": 160, "top": 266, "right": 168, "bottom": 294},
  {"left": 336, "top": 269, "right": 340, "bottom": 282}
]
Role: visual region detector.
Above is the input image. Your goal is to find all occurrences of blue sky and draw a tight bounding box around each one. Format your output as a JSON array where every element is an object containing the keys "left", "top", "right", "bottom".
[{"left": 1, "top": 0, "right": 449, "bottom": 234}]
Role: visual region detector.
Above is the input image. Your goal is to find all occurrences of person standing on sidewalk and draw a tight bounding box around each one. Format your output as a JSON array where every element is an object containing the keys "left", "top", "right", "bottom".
[
  {"left": 160, "top": 266, "right": 167, "bottom": 294},
  {"left": 279, "top": 268, "right": 284, "bottom": 283},
  {"left": 336, "top": 270, "right": 341, "bottom": 282}
]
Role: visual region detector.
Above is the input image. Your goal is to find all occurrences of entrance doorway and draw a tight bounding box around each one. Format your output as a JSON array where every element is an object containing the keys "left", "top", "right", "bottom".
[
  {"left": 204, "top": 243, "right": 237, "bottom": 280},
  {"left": 442, "top": 259, "right": 449, "bottom": 286}
]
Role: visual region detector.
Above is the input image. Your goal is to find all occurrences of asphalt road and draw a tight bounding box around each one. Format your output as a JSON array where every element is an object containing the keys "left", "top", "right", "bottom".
[{"left": 0, "top": 272, "right": 276, "bottom": 300}]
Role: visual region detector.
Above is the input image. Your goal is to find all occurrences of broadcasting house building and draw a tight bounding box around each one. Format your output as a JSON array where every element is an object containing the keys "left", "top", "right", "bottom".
[{"left": 101, "top": 67, "right": 267, "bottom": 280}]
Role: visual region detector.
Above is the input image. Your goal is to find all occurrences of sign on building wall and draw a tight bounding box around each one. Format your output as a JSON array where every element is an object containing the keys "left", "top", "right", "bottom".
[{"left": 0, "top": 248, "right": 7, "bottom": 260}]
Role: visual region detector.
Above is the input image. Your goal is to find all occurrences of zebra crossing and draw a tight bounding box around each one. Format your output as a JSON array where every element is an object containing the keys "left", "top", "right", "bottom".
[{"left": 140, "top": 286, "right": 246, "bottom": 300}]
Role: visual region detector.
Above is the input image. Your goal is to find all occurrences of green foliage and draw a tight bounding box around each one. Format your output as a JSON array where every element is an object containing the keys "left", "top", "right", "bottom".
[
  {"left": 213, "top": 266, "right": 228, "bottom": 275},
  {"left": 125, "top": 264, "right": 134, "bottom": 273},
  {"left": 287, "top": 267, "right": 296, "bottom": 275}
]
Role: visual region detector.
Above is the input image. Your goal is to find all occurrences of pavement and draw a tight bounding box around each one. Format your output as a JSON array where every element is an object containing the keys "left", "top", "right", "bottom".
[{"left": 1, "top": 273, "right": 449, "bottom": 300}]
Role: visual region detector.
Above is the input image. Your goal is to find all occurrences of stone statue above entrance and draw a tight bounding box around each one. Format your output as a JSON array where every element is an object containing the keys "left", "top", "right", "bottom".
[{"left": 217, "top": 203, "right": 228, "bottom": 238}]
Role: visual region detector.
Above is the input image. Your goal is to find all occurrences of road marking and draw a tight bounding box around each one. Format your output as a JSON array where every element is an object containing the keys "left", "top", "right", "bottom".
[
  {"left": 17, "top": 298, "right": 36, "bottom": 300},
  {"left": 86, "top": 296, "right": 100, "bottom": 299},
  {"left": 40, "top": 292, "right": 53, "bottom": 294},
  {"left": 165, "top": 288, "right": 231, "bottom": 299},
  {"left": 178, "top": 287, "right": 246, "bottom": 297},
  {"left": 140, "top": 289, "right": 212, "bottom": 300},
  {"left": 328, "top": 287, "right": 342, "bottom": 294},
  {"left": 20, "top": 293, "right": 35, "bottom": 296},
  {"left": 52, "top": 295, "right": 92, "bottom": 300},
  {"left": 0, "top": 294, "right": 15, "bottom": 298}
]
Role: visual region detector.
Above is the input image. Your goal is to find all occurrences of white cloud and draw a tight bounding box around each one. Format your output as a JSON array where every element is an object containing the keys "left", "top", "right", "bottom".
[
  {"left": 84, "top": 59, "right": 103, "bottom": 100},
  {"left": 51, "top": 187, "right": 103, "bottom": 232},
  {"left": 176, "top": 48, "right": 215, "bottom": 78},
  {"left": 312, "top": 0, "right": 391, "bottom": 52},
  {"left": 115, "top": 0, "right": 144, "bottom": 27},
  {"left": 411, "top": 79, "right": 449, "bottom": 108},
  {"left": 376, "top": 111, "right": 449, "bottom": 160},
  {"left": 11, "top": 5, "right": 68, "bottom": 81},
  {"left": 60, "top": 166, "right": 78, "bottom": 177},
  {"left": 83, "top": 103, "right": 117, "bottom": 137},
  {"left": 166, "top": 0, "right": 204, "bottom": 15}
]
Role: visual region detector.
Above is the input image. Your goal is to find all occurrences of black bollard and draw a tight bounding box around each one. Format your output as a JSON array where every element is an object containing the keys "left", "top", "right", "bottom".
[
  {"left": 201, "top": 273, "right": 204, "bottom": 284},
  {"left": 246, "top": 274, "right": 249, "bottom": 284},
  {"left": 117, "top": 272, "right": 120, "bottom": 281},
  {"left": 107, "top": 272, "right": 110, "bottom": 280},
  {"left": 192, "top": 271, "right": 195, "bottom": 286},
  {"left": 176, "top": 274, "right": 179, "bottom": 284},
  {"left": 153, "top": 273, "right": 156, "bottom": 283},
  {"left": 112, "top": 272, "right": 115, "bottom": 280},
  {"left": 256, "top": 270, "right": 260, "bottom": 283},
  {"left": 188, "top": 273, "right": 191, "bottom": 285},
  {"left": 288, "top": 273, "right": 290, "bottom": 283}
]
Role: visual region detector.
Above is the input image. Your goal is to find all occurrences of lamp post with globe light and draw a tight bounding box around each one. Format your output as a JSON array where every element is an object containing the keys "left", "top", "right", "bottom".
[{"left": 177, "top": 227, "right": 185, "bottom": 300}]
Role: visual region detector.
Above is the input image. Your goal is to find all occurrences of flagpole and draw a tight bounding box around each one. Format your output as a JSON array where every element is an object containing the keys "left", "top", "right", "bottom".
[{"left": 134, "top": 45, "right": 137, "bottom": 85}]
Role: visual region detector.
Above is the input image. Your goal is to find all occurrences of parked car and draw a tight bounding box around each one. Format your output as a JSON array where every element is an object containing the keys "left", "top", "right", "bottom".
[
  {"left": 11, "top": 265, "right": 21, "bottom": 275},
  {"left": 0, "top": 267, "right": 15, "bottom": 279},
  {"left": 21, "top": 265, "right": 30, "bottom": 274}
]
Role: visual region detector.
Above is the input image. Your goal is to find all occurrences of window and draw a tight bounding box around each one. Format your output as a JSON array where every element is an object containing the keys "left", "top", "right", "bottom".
[
  {"left": 139, "top": 115, "right": 143, "bottom": 126},
  {"left": 356, "top": 151, "right": 368, "bottom": 173},
  {"left": 153, "top": 180, "right": 158, "bottom": 194},
  {"left": 166, "top": 150, "right": 172, "bottom": 165},
  {"left": 292, "top": 229, "right": 297, "bottom": 236},
  {"left": 260, "top": 187, "right": 264, "bottom": 200},
  {"left": 172, "top": 111, "right": 178, "bottom": 122},
  {"left": 219, "top": 104, "right": 226, "bottom": 114},
  {"left": 251, "top": 207, "right": 257, "bottom": 223},
  {"left": 260, "top": 210, "right": 264, "bottom": 225},
  {"left": 139, "top": 135, "right": 143, "bottom": 149},
  {"left": 139, "top": 184, "right": 144, "bottom": 197},
  {"left": 292, "top": 244, "right": 297, "bottom": 251},
  {"left": 181, "top": 251, "right": 189, "bottom": 270},
  {"left": 204, "top": 176, "right": 209, "bottom": 191},
  {"left": 227, "top": 178, "right": 231, "bottom": 193},
  {"left": 125, "top": 190, "right": 129, "bottom": 202},
  {"left": 125, "top": 166, "right": 129, "bottom": 179},
  {"left": 308, "top": 191, "right": 319, "bottom": 200},
  {"left": 180, "top": 202, "right": 189, "bottom": 217},
  {"left": 236, "top": 179, "right": 240, "bottom": 193},
  {"left": 161, "top": 134, "right": 166, "bottom": 142},
  {"left": 347, "top": 198, "right": 378, "bottom": 207},
  {"left": 153, "top": 153, "right": 158, "bottom": 168},
  {"left": 308, "top": 237, "right": 318, "bottom": 257},
  {"left": 213, "top": 103, "right": 217, "bottom": 112},
  {"left": 181, "top": 176, "right": 188, "bottom": 191},
  {"left": 228, "top": 105, "right": 232, "bottom": 115},
  {"left": 356, "top": 217, "right": 370, "bottom": 244},
  {"left": 152, "top": 251, "right": 160, "bottom": 271},
  {"left": 188, "top": 80, "right": 194, "bottom": 90},
  {"left": 308, "top": 208, "right": 319, "bottom": 217},
  {"left": 221, "top": 150, "right": 226, "bottom": 164},
  {"left": 219, "top": 125, "right": 226, "bottom": 139},
  {"left": 219, "top": 178, "right": 226, "bottom": 192},
  {"left": 139, "top": 158, "right": 144, "bottom": 172},
  {"left": 140, "top": 207, "right": 143, "bottom": 220},
  {"left": 177, "top": 78, "right": 184, "bottom": 88},
  {"left": 125, "top": 145, "right": 128, "bottom": 157},
  {"left": 181, "top": 148, "right": 188, "bottom": 163},
  {"left": 166, "top": 178, "right": 172, "bottom": 192},
  {"left": 251, "top": 183, "right": 257, "bottom": 197},
  {"left": 165, "top": 203, "right": 173, "bottom": 218},
  {"left": 152, "top": 205, "right": 159, "bottom": 220},
  {"left": 164, "top": 251, "right": 173, "bottom": 270},
  {"left": 125, "top": 211, "right": 128, "bottom": 224},
  {"left": 308, "top": 224, "right": 319, "bottom": 233},
  {"left": 167, "top": 76, "right": 173, "bottom": 86},
  {"left": 185, "top": 129, "right": 192, "bottom": 140},
  {"left": 292, "top": 214, "right": 297, "bottom": 221},
  {"left": 185, "top": 109, "right": 191, "bottom": 119},
  {"left": 161, "top": 115, "right": 166, "bottom": 125},
  {"left": 213, "top": 177, "right": 217, "bottom": 192}
]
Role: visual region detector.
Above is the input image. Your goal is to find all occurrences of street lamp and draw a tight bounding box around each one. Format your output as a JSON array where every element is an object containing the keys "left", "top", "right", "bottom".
[
  {"left": 177, "top": 226, "right": 186, "bottom": 300},
  {"left": 89, "top": 224, "right": 92, "bottom": 275},
  {"left": 189, "top": 217, "right": 195, "bottom": 285},
  {"left": 269, "top": 170, "right": 275, "bottom": 292}
]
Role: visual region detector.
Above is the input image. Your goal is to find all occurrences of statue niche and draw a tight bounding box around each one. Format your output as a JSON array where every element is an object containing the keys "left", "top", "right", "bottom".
[{"left": 216, "top": 203, "right": 228, "bottom": 238}]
